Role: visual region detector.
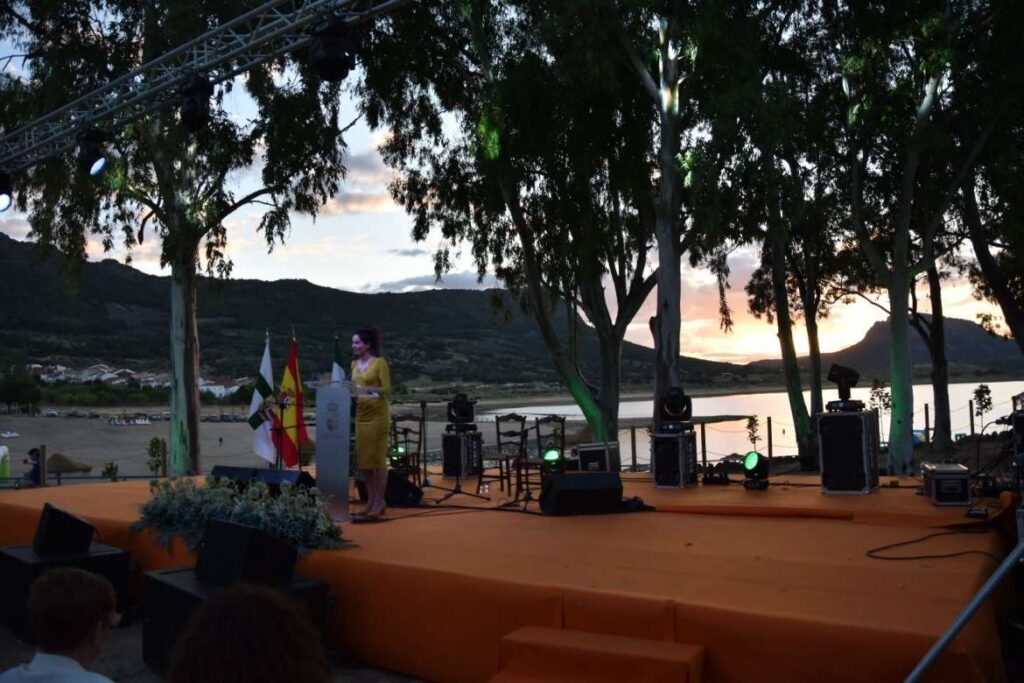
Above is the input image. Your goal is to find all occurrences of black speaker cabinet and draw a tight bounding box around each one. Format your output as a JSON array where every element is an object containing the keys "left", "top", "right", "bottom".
[
  {"left": 256, "top": 469, "right": 316, "bottom": 492},
  {"left": 539, "top": 472, "right": 623, "bottom": 516},
  {"left": 33, "top": 504, "right": 95, "bottom": 557},
  {"left": 577, "top": 442, "right": 622, "bottom": 473},
  {"left": 0, "top": 543, "right": 131, "bottom": 643},
  {"left": 922, "top": 463, "right": 970, "bottom": 506},
  {"left": 142, "top": 566, "right": 329, "bottom": 673},
  {"left": 652, "top": 431, "right": 698, "bottom": 488},
  {"left": 818, "top": 410, "right": 880, "bottom": 494},
  {"left": 194, "top": 520, "right": 297, "bottom": 587},
  {"left": 442, "top": 432, "right": 481, "bottom": 478},
  {"left": 356, "top": 470, "right": 424, "bottom": 507},
  {"left": 208, "top": 466, "right": 259, "bottom": 486}
]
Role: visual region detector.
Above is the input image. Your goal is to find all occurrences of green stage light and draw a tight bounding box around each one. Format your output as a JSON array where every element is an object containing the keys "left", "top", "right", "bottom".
[
  {"left": 743, "top": 450, "right": 769, "bottom": 491},
  {"left": 542, "top": 447, "right": 561, "bottom": 463}
]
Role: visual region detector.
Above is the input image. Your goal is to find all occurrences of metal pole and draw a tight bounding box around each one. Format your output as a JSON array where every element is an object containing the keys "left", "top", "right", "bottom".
[
  {"left": 767, "top": 416, "right": 773, "bottom": 461},
  {"left": 700, "top": 422, "right": 707, "bottom": 471},
  {"left": 39, "top": 444, "right": 47, "bottom": 487},
  {"left": 630, "top": 426, "right": 637, "bottom": 472},
  {"left": 924, "top": 403, "right": 930, "bottom": 444},
  {"left": 969, "top": 400, "right": 975, "bottom": 435},
  {"left": 905, "top": 538, "right": 1024, "bottom": 683}
]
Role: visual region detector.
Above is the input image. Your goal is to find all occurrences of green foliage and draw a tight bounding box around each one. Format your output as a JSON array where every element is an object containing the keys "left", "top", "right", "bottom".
[
  {"left": 101, "top": 461, "right": 119, "bottom": 479},
  {"left": 746, "top": 416, "right": 760, "bottom": 449},
  {"left": 973, "top": 384, "right": 993, "bottom": 421},
  {"left": 133, "top": 477, "right": 344, "bottom": 554},
  {"left": 869, "top": 379, "right": 892, "bottom": 413},
  {"left": 0, "top": 364, "right": 41, "bottom": 412},
  {"left": 147, "top": 437, "right": 167, "bottom": 476}
]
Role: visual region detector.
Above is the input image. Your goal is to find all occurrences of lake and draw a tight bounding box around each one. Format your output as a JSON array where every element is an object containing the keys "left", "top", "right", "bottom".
[{"left": 485, "top": 379, "right": 1024, "bottom": 467}]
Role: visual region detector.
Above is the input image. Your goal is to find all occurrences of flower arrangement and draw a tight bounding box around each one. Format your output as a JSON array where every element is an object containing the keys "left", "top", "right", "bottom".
[{"left": 132, "top": 476, "right": 345, "bottom": 554}]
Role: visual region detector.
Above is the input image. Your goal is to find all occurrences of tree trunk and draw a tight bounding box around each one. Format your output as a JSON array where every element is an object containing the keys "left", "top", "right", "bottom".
[
  {"left": 767, "top": 203, "right": 815, "bottom": 469},
  {"left": 805, "top": 304, "right": 824, "bottom": 418},
  {"left": 886, "top": 271, "right": 915, "bottom": 474},
  {"left": 169, "top": 244, "right": 202, "bottom": 475},
  {"left": 926, "top": 267, "right": 952, "bottom": 451},
  {"left": 961, "top": 182, "right": 1024, "bottom": 355},
  {"left": 595, "top": 332, "right": 621, "bottom": 444}
]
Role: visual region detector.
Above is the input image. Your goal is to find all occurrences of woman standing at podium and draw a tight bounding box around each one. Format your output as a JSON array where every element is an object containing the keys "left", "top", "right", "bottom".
[{"left": 351, "top": 327, "right": 391, "bottom": 519}]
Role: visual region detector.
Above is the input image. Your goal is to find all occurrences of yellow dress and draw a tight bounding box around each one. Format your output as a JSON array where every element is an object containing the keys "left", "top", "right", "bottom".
[{"left": 351, "top": 356, "right": 392, "bottom": 470}]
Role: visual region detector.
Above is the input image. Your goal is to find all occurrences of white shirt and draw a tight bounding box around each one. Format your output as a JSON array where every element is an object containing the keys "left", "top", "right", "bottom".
[{"left": 0, "top": 652, "right": 113, "bottom": 683}]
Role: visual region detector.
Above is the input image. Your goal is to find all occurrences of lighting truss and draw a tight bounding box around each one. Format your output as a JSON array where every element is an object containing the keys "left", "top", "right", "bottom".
[{"left": 0, "top": 0, "right": 412, "bottom": 173}]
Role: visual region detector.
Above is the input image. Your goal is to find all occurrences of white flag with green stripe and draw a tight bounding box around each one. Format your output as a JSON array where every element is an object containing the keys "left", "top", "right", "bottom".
[
  {"left": 249, "top": 336, "right": 277, "bottom": 464},
  {"left": 331, "top": 334, "right": 346, "bottom": 383}
]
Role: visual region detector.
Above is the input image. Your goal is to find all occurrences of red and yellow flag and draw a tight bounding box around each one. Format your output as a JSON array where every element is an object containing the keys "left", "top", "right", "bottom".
[{"left": 274, "top": 338, "right": 308, "bottom": 467}]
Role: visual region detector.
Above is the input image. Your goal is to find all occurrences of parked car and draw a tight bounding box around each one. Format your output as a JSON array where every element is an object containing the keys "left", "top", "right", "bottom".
[{"left": 42, "top": 409, "right": 60, "bottom": 418}]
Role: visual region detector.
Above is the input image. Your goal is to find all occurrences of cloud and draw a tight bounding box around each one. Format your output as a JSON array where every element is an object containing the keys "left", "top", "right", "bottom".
[
  {"left": 0, "top": 216, "right": 32, "bottom": 240},
  {"left": 322, "top": 190, "right": 399, "bottom": 215},
  {"left": 388, "top": 247, "right": 432, "bottom": 257},
  {"left": 367, "top": 270, "right": 501, "bottom": 293},
  {"left": 343, "top": 150, "right": 395, "bottom": 186}
]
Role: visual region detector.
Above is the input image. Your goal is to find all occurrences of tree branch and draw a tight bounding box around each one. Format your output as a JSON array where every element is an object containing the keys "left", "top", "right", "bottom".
[{"left": 217, "top": 186, "right": 281, "bottom": 223}]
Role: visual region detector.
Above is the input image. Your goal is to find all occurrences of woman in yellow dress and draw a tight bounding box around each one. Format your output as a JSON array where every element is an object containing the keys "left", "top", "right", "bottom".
[{"left": 351, "top": 327, "right": 391, "bottom": 518}]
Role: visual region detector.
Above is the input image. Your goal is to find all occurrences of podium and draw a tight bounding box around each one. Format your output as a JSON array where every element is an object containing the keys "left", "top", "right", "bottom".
[{"left": 315, "top": 382, "right": 352, "bottom": 522}]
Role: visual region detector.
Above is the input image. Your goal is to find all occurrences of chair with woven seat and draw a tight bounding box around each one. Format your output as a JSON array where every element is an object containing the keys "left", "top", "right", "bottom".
[
  {"left": 491, "top": 413, "right": 538, "bottom": 501},
  {"left": 390, "top": 406, "right": 426, "bottom": 488},
  {"left": 476, "top": 421, "right": 513, "bottom": 496},
  {"left": 535, "top": 414, "right": 567, "bottom": 479}
]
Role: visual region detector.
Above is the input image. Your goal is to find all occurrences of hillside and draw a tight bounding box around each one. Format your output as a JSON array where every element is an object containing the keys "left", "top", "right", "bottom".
[
  {"left": 0, "top": 233, "right": 744, "bottom": 388},
  {"left": 745, "top": 316, "right": 1024, "bottom": 378}
]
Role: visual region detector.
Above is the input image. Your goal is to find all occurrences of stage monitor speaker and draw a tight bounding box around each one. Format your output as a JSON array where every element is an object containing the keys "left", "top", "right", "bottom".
[
  {"left": 539, "top": 472, "right": 623, "bottom": 516},
  {"left": 818, "top": 410, "right": 879, "bottom": 494},
  {"left": 356, "top": 470, "right": 423, "bottom": 507},
  {"left": 208, "top": 466, "right": 259, "bottom": 486},
  {"left": 194, "top": 519, "right": 297, "bottom": 587},
  {"left": 256, "top": 469, "right": 316, "bottom": 492},
  {"left": 32, "top": 503, "right": 95, "bottom": 557},
  {"left": 442, "top": 433, "right": 480, "bottom": 478},
  {"left": 652, "top": 431, "right": 698, "bottom": 488}
]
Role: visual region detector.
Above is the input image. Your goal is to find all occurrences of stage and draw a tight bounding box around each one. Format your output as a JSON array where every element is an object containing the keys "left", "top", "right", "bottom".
[{"left": 0, "top": 472, "right": 1016, "bottom": 682}]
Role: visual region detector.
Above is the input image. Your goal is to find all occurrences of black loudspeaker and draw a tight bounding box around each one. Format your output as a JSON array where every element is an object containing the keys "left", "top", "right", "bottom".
[
  {"left": 194, "top": 520, "right": 297, "bottom": 587},
  {"left": 539, "top": 472, "right": 623, "bottom": 516},
  {"left": 32, "top": 504, "right": 95, "bottom": 557},
  {"left": 208, "top": 466, "right": 259, "bottom": 486},
  {"left": 652, "top": 431, "right": 698, "bottom": 488},
  {"left": 355, "top": 470, "right": 424, "bottom": 507},
  {"left": 142, "top": 567, "right": 328, "bottom": 673},
  {"left": 256, "top": 469, "right": 316, "bottom": 492},
  {"left": 0, "top": 543, "right": 131, "bottom": 643},
  {"left": 818, "top": 410, "right": 879, "bottom": 494},
  {"left": 442, "top": 433, "right": 480, "bottom": 478}
]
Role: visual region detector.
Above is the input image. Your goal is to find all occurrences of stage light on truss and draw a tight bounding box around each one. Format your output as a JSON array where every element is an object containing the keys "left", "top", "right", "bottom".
[
  {"left": 77, "top": 129, "right": 110, "bottom": 177},
  {"left": 180, "top": 75, "right": 215, "bottom": 133},
  {"left": 658, "top": 387, "right": 692, "bottom": 423},
  {"left": 0, "top": 171, "right": 12, "bottom": 212},
  {"left": 308, "top": 14, "right": 358, "bottom": 82},
  {"left": 742, "top": 450, "right": 769, "bottom": 491}
]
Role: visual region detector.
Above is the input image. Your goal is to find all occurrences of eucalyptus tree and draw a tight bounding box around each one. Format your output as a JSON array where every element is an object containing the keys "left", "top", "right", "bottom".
[
  {"left": 835, "top": 1, "right": 998, "bottom": 473},
  {"left": 0, "top": 1, "right": 349, "bottom": 474},
  {"left": 356, "top": 1, "right": 660, "bottom": 440}
]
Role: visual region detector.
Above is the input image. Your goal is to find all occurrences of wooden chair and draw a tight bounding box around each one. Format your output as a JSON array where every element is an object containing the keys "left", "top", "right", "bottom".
[
  {"left": 390, "top": 406, "right": 426, "bottom": 488},
  {"left": 476, "top": 415, "right": 518, "bottom": 495}
]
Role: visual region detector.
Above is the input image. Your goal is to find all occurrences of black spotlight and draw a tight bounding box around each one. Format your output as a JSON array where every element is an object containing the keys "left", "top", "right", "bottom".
[
  {"left": 742, "top": 451, "right": 770, "bottom": 491},
  {"left": 826, "top": 364, "right": 864, "bottom": 412},
  {"left": 77, "top": 129, "right": 110, "bottom": 177},
  {"left": 180, "top": 75, "right": 214, "bottom": 133},
  {"left": 658, "top": 387, "right": 693, "bottom": 424},
  {"left": 308, "top": 14, "right": 358, "bottom": 82},
  {"left": 446, "top": 393, "right": 475, "bottom": 424},
  {"left": 0, "top": 171, "right": 12, "bottom": 212}
]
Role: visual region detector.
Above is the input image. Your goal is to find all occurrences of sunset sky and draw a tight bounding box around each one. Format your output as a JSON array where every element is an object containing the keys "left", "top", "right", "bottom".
[{"left": 0, "top": 76, "right": 1003, "bottom": 365}]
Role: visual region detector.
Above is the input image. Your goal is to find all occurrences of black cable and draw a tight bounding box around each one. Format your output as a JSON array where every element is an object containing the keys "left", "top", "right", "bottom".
[{"left": 864, "top": 528, "right": 1001, "bottom": 563}]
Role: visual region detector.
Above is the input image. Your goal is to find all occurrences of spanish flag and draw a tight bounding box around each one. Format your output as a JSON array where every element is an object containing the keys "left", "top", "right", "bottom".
[{"left": 274, "top": 338, "right": 308, "bottom": 467}]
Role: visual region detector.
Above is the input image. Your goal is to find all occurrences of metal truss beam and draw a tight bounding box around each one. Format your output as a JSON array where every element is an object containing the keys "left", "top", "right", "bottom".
[{"left": 0, "top": 0, "right": 411, "bottom": 172}]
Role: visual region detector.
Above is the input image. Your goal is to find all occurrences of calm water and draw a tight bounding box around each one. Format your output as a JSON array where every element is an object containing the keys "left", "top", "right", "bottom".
[{"left": 485, "top": 380, "right": 1024, "bottom": 466}]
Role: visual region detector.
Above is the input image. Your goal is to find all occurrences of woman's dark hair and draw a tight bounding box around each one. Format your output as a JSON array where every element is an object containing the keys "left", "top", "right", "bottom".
[
  {"left": 355, "top": 326, "right": 382, "bottom": 356},
  {"left": 168, "top": 584, "right": 330, "bottom": 683},
  {"left": 27, "top": 568, "right": 116, "bottom": 653}
]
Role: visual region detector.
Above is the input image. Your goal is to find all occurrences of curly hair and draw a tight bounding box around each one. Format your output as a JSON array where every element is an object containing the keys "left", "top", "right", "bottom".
[{"left": 168, "top": 584, "right": 330, "bottom": 683}]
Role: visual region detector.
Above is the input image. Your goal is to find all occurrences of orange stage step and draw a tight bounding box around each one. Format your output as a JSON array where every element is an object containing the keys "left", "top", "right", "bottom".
[{"left": 491, "top": 626, "right": 705, "bottom": 683}]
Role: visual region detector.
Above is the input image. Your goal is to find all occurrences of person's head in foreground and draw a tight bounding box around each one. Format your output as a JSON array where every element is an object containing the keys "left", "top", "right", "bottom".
[
  {"left": 168, "top": 583, "right": 330, "bottom": 683},
  {"left": 0, "top": 567, "right": 119, "bottom": 682}
]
